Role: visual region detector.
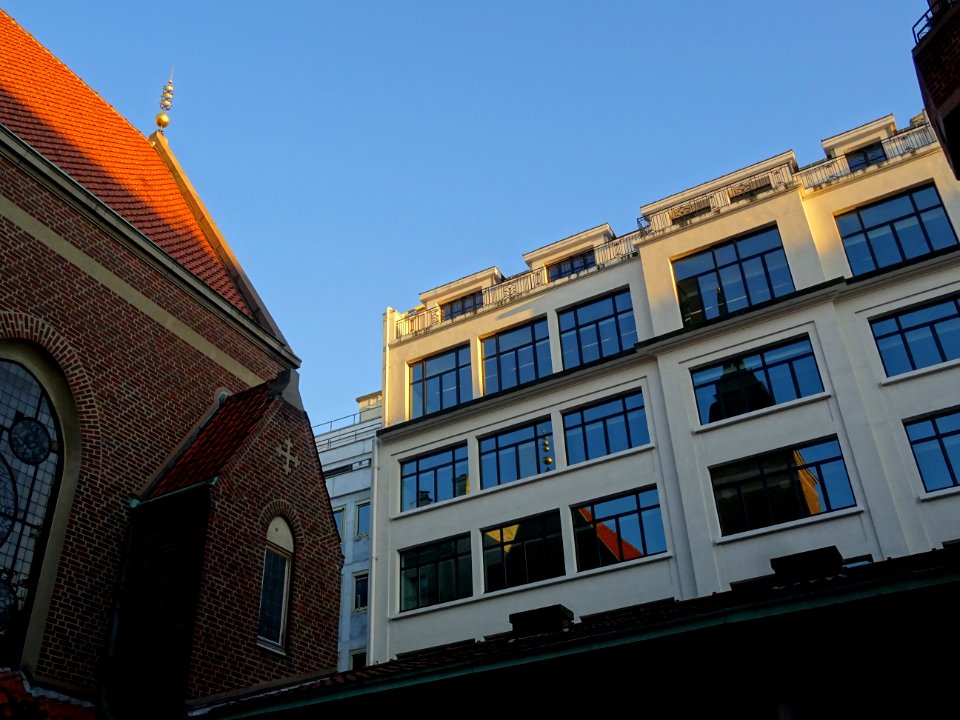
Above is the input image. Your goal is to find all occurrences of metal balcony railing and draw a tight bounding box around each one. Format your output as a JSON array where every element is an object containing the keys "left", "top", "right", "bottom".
[
  {"left": 914, "top": 0, "right": 957, "bottom": 43},
  {"left": 394, "top": 236, "right": 635, "bottom": 340},
  {"left": 797, "top": 124, "right": 937, "bottom": 189}
]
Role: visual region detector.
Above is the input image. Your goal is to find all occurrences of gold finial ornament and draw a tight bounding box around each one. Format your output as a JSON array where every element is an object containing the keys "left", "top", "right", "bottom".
[{"left": 155, "top": 69, "right": 174, "bottom": 133}]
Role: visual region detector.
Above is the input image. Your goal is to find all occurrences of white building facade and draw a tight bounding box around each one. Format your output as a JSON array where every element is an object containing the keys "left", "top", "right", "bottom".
[
  {"left": 315, "top": 392, "right": 381, "bottom": 671},
  {"left": 370, "top": 112, "right": 960, "bottom": 662}
]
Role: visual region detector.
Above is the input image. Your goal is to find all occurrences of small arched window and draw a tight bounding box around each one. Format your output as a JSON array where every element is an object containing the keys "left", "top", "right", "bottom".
[
  {"left": 0, "top": 359, "right": 63, "bottom": 661},
  {"left": 257, "top": 516, "right": 293, "bottom": 648}
]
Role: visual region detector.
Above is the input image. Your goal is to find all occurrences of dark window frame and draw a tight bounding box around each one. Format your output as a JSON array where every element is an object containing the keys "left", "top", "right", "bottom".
[
  {"left": 548, "top": 248, "right": 597, "bottom": 281},
  {"left": 482, "top": 318, "right": 552, "bottom": 394},
  {"left": 691, "top": 336, "right": 825, "bottom": 425},
  {"left": 905, "top": 408, "right": 960, "bottom": 492},
  {"left": 711, "top": 437, "right": 856, "bottom": 536},
  {"left": 562, "top": 389, "right": 649, "bottom": 465},
  {"left": 572, "top": 486, "right": 667, "bottom": 571},
  {"left": 441, "top": 291, "right": 484, "bottom": 321},
  {"left": 479, "top": 418, "right": 554, "bottom": 490},
  {"left": 836, "top": 183, "right": 958, "bottom": 277},
  {"left": 870, "top": 292, "right": 960, "bottom": 376},
  {"left": 355, "top": 502, "right": 370, "bottom": 539},
  {"left": 400, "top": 533, "right": 473, "bottom": 612},
  {"left": 400, "top": 443, "right": 469, "bottom": 511},
  {"left": 558, "top": 289, "right": 637, "bottom": 370},
  {"left": 0, "top": 360, "right": 65, "bottom": 661},
  {"left": 353, "top": 573, "right": 369, "bottom": 612},
  {"left": 482, "top": 510, "right": 565, "bottom": 592},
  {"left": 673, "top": 224, "right": 795, "bottom": 329},
  {"left": 410, "top": 345, "right": 472, "bottom": 419},
  {"left": 845, "top": 141, "right": 887, "bottom": 172}
]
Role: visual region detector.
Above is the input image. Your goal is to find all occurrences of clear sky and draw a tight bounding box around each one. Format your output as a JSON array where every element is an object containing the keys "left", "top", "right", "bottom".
[{"left": 2, "top": 1, "right": 931, "bottom": 426}]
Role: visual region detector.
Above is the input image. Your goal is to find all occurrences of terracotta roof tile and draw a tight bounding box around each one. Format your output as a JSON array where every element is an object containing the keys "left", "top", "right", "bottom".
[
  {"left": 0, "top": 10, "right": 253, "bottom": 317},
  {"left": 147, "top": 378, "right": 279, "bottom": 499}
]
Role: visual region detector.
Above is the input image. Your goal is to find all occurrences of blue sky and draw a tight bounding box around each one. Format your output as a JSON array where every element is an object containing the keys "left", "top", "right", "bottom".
[{"left": 3, "top": 1, "right": 931, "bottom": 425}]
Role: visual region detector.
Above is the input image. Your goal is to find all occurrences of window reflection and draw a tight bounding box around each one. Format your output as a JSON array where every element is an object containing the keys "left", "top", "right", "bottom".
[
  {"left": 400, "top": 534, "right": 472, "bottom": 611},
  {"left": 837, "top": 184, "right": 958, "bottom": 276},
  {"left": 559, "top": 290, "right": 637, "bottom": 369},
  {"left": 479, "top": 419, "right": 553, "bottom": 489},
  {"left": 905, "top": 409, "right": 960, "bottom": 492},
  {"left": 673, "top": 226, "right": 794, "bottom": 328},
  {"left": 410, "top": 346, "right": 472, "bottom": 419},
  {"left": 691, "top": 338, "right": 823, "bottom": 424},
  {"left": 401, "top": 444, "right": 469, "bottom": 511},
  {"left": 871, "top": 294, "right": 960, "bottom": 376},
  {"left": 711, "top": 438, "right": 855, "bottom": 535},
  {"left": 572, "top": 487, "right": 666, "bottom": 571},
  {"left": 482, "top": 512, "right": 564, "bottom": 592},
  {"left": 483, "top": 319, "right": 552, "bottom": 394},
  {"left": 563, "top": 390, "right": 648, "bottom": 465}
]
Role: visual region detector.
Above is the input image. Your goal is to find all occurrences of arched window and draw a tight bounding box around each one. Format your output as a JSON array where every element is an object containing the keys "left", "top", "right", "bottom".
[
  {"left": 258, "top": 516, "right": 293, "bottom": 648},
  {"left": 0, "top": 359, "right": 63, "bottom": 661}
]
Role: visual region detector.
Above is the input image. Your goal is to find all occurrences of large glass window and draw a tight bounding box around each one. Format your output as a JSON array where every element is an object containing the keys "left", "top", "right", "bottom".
[
  {"left": 401, "top": 444, "right": 469, "bottom": 511},
  {"left": 258, "top": 517, "right": 293, "bottom": 647},
  {"left": 0, "top": 360, "right": 63, "bottom": 659},
  {"left": 482, "top": 511, "right": 564, "bottom": 592},
  {"left": 483, "top": 319, "right": 552, "bottom": 394},
  {"left": 479, "top": 419, "right": 554, "bottom": 489},
  {"left": 410, "top": 345, "right": 472, "bottom": 419},
  {"left": 691, "top": 337, "right": 824, "bottom": 425},
  {"left": 558, "top": 290, "right": 637, "bottom": 369},
  {"left": 400, "top": 534, "right": 472, "bottom": 611},
  {"left": 549, "top": 249, "right": 596, "bottom": 281},
  {"left": 871, "top": 294, "right": 960, "bottom": 376},
  {"left": 441, "top": 291, "right": 483, "bottom": 321},
  {"left": 905, "top": 409, "right": 960, "bottom": 492},
  {"left": 711, "top": 438, "right": 856, "bottom": 536},
  {"left": 837, "top": 184, "right": 958, "bottom": 276},
  {"left": 572, "top": 487, "right": 667, "bottom": 571},
  {"left": 563, "top": 390, "right": 648, "bottom": 465},
  {"left": 673, "top": 226, "right": 795, "bottom": 328}
]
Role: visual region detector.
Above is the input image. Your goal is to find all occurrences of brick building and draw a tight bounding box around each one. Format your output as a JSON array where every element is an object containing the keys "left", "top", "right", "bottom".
[{"left": 0, "top": 10, "right": 340, "bottom": 718}]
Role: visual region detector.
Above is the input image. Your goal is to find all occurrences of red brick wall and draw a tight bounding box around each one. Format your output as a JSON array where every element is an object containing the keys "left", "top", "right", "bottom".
[
  {"left": 0, "top": 151, "right": 339, "bottom": 697},
  {"left": 187, "top": 399, "right": 342, "bottom": 699},
  {"left": 914, "top": 4, "right": 960, "bottom": 108}
]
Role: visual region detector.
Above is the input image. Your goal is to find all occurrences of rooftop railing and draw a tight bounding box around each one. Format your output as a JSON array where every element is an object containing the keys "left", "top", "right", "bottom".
[
  {"left": 797, "top": 124, "right": 937, "bottom": 189},
  {"left": 914, "top": 0, "right": 957, "bottom": 43},
  {"left": 394, "top": 236, "right": 636, "bottom": 340},
  {"left": 394, "top": 120, "right": 938, "bottom": 341}
]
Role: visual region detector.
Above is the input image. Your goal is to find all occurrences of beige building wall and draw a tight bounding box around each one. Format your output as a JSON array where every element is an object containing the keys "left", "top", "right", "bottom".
[{"left": 370, "top": 114, "right": 960, "bottom": 662}]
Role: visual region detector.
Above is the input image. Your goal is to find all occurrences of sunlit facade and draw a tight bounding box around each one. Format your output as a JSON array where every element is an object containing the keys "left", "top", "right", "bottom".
[{"left": 370, "top": 112, "right": 960, "bottom": 662}]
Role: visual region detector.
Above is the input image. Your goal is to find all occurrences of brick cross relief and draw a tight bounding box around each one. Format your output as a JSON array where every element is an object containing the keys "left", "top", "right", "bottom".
[{"left": 275, "top": 437, "right": 300, "bottom": 475}]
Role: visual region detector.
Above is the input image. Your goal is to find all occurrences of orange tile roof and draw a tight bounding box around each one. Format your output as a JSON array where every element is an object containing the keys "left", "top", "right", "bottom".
[
  {"left": 0, "top": 10, "right": 252, "bottom": 317},
  {"left": 146, "top": 377, "right": 279, "bottom": 499}
]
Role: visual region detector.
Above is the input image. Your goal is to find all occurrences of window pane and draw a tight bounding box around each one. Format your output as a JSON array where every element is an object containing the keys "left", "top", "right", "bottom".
[
  {"left": 711, "top": 438, "right": 854, "bottom": 535},
  {"left": 921, "top": 207, "right": 957, "bottom": 250},
  {"left": 860, "top": 194, "right": 914, "bottom": 227},
  {"left": 894, "top": 216, "right": 929, "bottom": 259},
  {"left": 913, "top": 439, "right": 953, "bottom": 491},
  {"left": 840, "top": 185, "right": 957, "bottom": 277}
]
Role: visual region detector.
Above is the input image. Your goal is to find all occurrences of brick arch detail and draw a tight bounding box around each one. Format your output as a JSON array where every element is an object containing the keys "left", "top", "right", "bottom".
[
  {"left": 258, "top": 500, "right": 305, "bottom": 548},
  {"left": 0, "top": 311, "right": 102, "bottom": 472}
]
